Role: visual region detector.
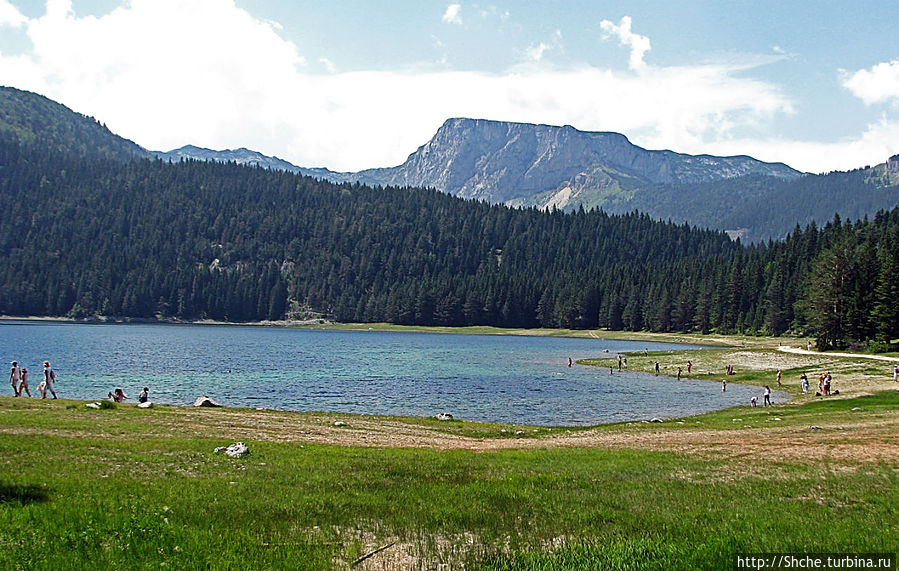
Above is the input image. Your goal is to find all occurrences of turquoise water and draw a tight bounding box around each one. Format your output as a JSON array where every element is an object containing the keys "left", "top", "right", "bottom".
[{"left": 0, "top": 321, "right": 772, "bottom": 425}]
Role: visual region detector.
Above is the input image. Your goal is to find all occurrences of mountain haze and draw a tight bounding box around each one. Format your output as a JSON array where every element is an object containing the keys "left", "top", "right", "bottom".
[{"left": 153, "top": 145, "right": 303, "bottom": 172}]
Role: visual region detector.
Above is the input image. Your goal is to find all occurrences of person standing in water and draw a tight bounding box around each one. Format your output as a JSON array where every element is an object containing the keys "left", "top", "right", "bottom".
[
  {"left": 722, "top": 379, "right": 726, "bottom": 392},
  {"left": 568, "top": 357, "right": 572, "bottom": 368},
  {"left": 39, "top": 361, "right": 57, "bottom": 399}
]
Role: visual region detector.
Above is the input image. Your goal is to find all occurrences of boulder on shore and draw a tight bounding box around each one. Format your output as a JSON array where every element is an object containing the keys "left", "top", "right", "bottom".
[
  {"left": 435, "top": 413, "right": 454, "bottom": 421},
  {"left": 214, "top": 442, "right": 249, "bottom": 458},
  {"left": 193, "top": 396, "right": 222, "bottom": 408},
  {"left": 137, "top": 401, "right": 152, "bottom": 409}
]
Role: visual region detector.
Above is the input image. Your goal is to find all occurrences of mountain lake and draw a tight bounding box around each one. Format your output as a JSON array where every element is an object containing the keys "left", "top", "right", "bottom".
[{"left": 0, "top": 320, "right": 774, "bottom": 425}]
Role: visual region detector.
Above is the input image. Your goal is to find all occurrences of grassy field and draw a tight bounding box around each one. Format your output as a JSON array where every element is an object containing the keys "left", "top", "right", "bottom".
[{"left": 1, "top": 332, "right": 898, "bottom": 570}]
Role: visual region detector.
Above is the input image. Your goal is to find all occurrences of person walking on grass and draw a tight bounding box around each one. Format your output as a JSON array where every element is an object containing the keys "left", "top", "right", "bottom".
[
  {"left": 9, "top": 361, "right": 21, "bottom": 396},
  {"left": 39, "top": 361, "right": 57, "bottom": 399},
  {"left": 776, "top": 369, "right": 782, "bottom": 388},
  {"left": 894, "top": 364, "right": 898, "bottom": 382},
  {"left": 18, "top": 367, "right": 31, "bottom": 397},
  {"left": 763, "top": 385, "right": 772, "bottom": 407}
]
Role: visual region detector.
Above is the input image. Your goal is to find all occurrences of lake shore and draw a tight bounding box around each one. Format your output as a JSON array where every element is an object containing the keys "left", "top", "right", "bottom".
[
  {"left": 0, "top": 314, "right": 768, "bottom": 346},
  {"left": 3, "top": 328, "right": 896, "bottom": 447},
  {"left": 2, "top": 328, "right": 898, "bottom": 569}
]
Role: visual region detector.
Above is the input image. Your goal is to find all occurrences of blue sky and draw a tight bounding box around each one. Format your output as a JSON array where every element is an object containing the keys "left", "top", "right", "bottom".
[{"left": 1, "top": 0, "right": 897, "bottom": 173}]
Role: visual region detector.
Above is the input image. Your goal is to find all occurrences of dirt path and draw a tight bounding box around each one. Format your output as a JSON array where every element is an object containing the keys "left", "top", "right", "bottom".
[{"left": 779, "top": 346, "right": 899, "bottom": 362}]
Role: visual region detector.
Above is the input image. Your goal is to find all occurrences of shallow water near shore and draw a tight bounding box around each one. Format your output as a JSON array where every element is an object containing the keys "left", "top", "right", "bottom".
[{"left": 0, "top": 321, "right": 776, "bottom": 425}]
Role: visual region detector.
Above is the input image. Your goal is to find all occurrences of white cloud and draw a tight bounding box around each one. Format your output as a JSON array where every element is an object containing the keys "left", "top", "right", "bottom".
[
  {"left": 704, "top": 117, "right": 899, "bottom": 173},
  {"left": 478, "top": 5, "right": 510, "bottom": 22},
  {"left": 525, "top": 30, "right": 563, "bottom": 63},
  {"left": 442, "top": 3, "right": 462, "bottom": 25},
  {"left": 525, "top": 42, "right": 551, "bottom": 62},
  {"left": 0, "top": 0, "right": 26, "bottom": 27},
  {"left": 843, "top": 60, "right": 899, "bottom": 106},
  {"left": 319, "top": 57, "right": 336, "bottom": 74},
  {"left": 0, "top": 4, "right": 889, "bottom": 173},
  {"left": 600, "top": 16, "right": 651, "bottom": 72}
]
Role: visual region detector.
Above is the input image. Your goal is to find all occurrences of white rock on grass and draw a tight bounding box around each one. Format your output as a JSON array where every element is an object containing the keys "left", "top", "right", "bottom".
[
  {"left": 85, "top": 402, "right": 101, "bottom": 409},
  {"left": 193, "top": 396, "right": 222, "bottom": 407},
  {"left": 214, "top": 442, "right": 249, "bottom": 458},
  {"left": 435, "top": 413, "right": 454, "bottom": 421},
  {"left": 137, "top": 401, "right": 152, "bottom": 409}
]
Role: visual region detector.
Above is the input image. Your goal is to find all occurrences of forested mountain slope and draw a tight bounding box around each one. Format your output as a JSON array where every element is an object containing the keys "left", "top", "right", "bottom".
[
  {"left": 1, "top": 131, "right": 898, "bottom": 349},
  {"left": 159, "top": 116, "right": 899, "bottom": 241},
  {"left": 595, "top": 168, "right": 899, "bottom": 242},
  {"left": 0, "top": 86, "right": 147, "bottom": 161},
  {"left": 0, "top": 132, "right": 736, "bottom": 326}
]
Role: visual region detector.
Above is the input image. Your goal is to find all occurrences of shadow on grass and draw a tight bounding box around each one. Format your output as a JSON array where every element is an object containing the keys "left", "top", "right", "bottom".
[{"left": 0, "top": 482, "right": 50, "bottom": 506}]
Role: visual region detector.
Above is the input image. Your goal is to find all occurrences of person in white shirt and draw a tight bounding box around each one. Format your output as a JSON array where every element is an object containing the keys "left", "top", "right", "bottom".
[{"left": 9, "top": 361, "right": 21, "bottom": 396}]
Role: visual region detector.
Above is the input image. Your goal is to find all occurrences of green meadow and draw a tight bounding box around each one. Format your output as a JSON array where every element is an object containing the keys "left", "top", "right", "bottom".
[{"left": 1, "top": 387, "right": 897, "bottom": 570}]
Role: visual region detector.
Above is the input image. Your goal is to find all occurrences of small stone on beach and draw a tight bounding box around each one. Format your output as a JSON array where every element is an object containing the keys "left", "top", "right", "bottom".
[{"left": 193, "top": 396, "right": 222, "bottom": 408}]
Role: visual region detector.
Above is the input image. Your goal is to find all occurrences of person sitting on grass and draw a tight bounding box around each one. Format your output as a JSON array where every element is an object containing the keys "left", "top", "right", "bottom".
[
  {"left": 138, "top": 387, "right": 149, "bottom": 403},
  {"left": 108, "top": 388, "right": 127, "bottom": 403}
]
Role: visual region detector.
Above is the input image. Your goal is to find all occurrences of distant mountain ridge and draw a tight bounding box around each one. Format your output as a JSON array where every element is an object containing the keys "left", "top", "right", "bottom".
[
  {"left": 2, "top": 85, "right": 897, "bottom": 241},
  {"left": 152, "top": 117, "right": 806, "bottom": 218},
  {"left": 153, "top": 145, "right": 301, "bottom": 172},
  {"left": 354, "top": 118, "right": 802, "bottom": 207}
]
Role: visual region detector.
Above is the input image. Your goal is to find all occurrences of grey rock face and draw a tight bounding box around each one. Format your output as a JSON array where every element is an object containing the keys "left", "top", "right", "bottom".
[
  {"left": 155, "top": 118, "right": 802, "bottom": 212},
  {"left": 355, "top": 118, "right": 801, "bottom": 207}
]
